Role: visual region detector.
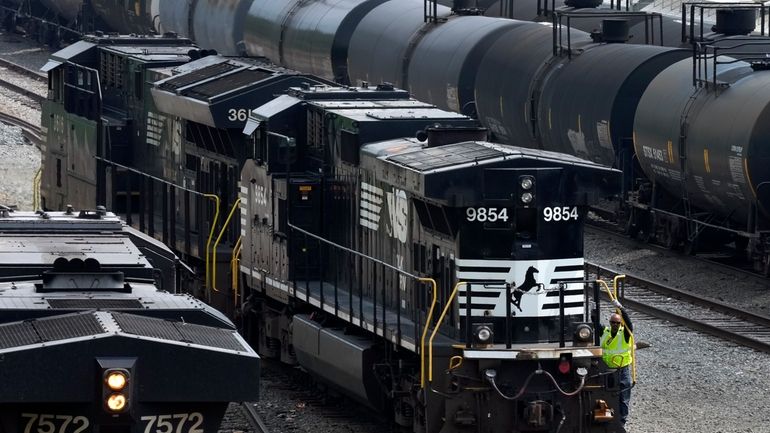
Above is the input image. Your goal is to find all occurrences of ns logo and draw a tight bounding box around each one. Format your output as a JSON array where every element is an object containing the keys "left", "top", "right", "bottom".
[{"left": 386, "top": 188, "right": 408, "bottom": 244}]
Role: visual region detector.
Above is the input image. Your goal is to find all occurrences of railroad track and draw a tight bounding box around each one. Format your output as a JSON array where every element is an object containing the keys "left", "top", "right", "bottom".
[
  {"left": 0, "top": 57, "right": 47, "bottom": 81},
  {"left": 241, "top": 402, "right": 270, "bottom": 433},
  {"left": 587, "top": 262, "right": 770, "bottom": 354},
  {"left": 0, "top": 57, "right": 46, "bottom": 103},
  {"left": 0, "top": 111, "right": 43, "bottom": 146},
  {"left": 586, "top": 212, "right": 768, "bottom": 280}
]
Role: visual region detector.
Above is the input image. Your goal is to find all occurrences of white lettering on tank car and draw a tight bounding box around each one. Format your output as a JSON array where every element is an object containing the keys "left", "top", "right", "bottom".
[
  {"left": 728, "top": 156, "right": 747, "bottom": 185},
  {"left": 566, "top": 129, "right": 588, "bottom": 156},
  {"left": 642, "top": 145, "right": 667, "bottom": 162},
  {"left": 596, "top": 120, "right": 612, "bottom": 150}
]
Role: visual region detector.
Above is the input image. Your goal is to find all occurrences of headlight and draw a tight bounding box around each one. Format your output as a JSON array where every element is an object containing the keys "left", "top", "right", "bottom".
[
  {"left": 106, "top": 393, "right": 127, "bottom": 412},
  {"left": 574, "top": 323, "right": 593, "bottom": 343},
  {"left": 520, "top": 176, "right": 534, "bottom": 190},
  {"left": 474, "top": 324, "right": 493, "bottom": 344},
  {"left": 106, "top": 371, "right": 127, "bottom": 391},
  {"left": 521, "top": 192, "right": 533, "bottom": 204}
]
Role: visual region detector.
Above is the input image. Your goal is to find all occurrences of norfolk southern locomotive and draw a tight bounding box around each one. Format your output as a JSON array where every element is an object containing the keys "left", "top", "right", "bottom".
[
  {"left": 237, "top": 84, "right": 624, "bottom": 432},
  {"left": 0, "top": 208, "right": 259, "bottom": 433},
  {"left": 32, "top": 0, "right": 770, "bottom": 273}
]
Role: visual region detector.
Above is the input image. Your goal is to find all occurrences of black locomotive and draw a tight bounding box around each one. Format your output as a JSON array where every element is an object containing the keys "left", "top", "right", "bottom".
[
  {"left": 237, "top": 83, "right": 624, "bottom": 432},
  {"left": 28, "top": 0, "right": 768, "bottom": 272},
  {"left": 0, "top": 207, "right": 259, "bottom": 433}
]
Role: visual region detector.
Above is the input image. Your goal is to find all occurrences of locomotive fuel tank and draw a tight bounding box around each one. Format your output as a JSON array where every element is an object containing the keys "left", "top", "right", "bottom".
[
  {"left": 536, "top": 44, "right": 688, "bottom": 166},
  {"left": 634, "top": 58, "right": 770, "bottom": 224},
  {"left": 347, "top": 0, "right": 451, "bottom": 88},
  {"left": 407, "top": 16, "right": 524, "bottom": 114}
]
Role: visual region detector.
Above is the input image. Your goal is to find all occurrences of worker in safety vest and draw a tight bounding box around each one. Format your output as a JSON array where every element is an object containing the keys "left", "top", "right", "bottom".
[{"left": 600, "top": 299, "right": 634, "bottom": 427}]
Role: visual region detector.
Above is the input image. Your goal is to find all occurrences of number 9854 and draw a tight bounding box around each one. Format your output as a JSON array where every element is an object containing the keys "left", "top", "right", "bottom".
[{"left": 543, "top": 206, "right": 579, "bottom": 222}]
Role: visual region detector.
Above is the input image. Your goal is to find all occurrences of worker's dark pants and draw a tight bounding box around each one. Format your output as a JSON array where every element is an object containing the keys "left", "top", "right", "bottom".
[{"left": 618, "top": 366, "right": 632, "bottom": 425}]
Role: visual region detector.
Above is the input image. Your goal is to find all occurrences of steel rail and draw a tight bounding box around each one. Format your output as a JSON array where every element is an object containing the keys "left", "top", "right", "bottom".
[
  {"left": 587, "top": 261, "right": 770, "bottom": 354},
  {"left": 0, "top": 57, "right": 47, "bottom": 82},
  {"left": 0, "top": 111, "right": 43, "bottom": 147},
  {"left": 240, "top": 402, "right": 270, "bottom": 433}
]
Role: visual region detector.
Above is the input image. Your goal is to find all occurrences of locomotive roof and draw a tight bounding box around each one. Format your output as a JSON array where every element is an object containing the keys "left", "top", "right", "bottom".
[
  {"left": 0, "top": 210, "right": 153, "bottom": 269},
  {"left": 151, "top": 56, "right": 332, "bottom": 128},
  {"left": 361, "top": 139, "right": 621, "bottom": 203},
  {"left": 42, "top": 36, "right": 193, "bottom": 72},
  {"left": 367, "top": 140, "right": 619, "bottom": 173}
]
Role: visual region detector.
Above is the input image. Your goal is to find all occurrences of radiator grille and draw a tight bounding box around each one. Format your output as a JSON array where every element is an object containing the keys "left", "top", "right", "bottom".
[
  {"left": 0, "top": 322, "right": 39, "bottom": 349},
  {"left": 48, "top": 299, "right": 145, "bottom": 309},
  {"left": 113, "top": 313, "right": 245, "bottom": 352},
  {"left": 0, "top": 313, "right": 104, "bottom": 349},
  {"left": 158, "top": 62, "right": 239, "bottom": 91},
  {"left": 35, "top": 314, "right": 104, "bottom": 341}
]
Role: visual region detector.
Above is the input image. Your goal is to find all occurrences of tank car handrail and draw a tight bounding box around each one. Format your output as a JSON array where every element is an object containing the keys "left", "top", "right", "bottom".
[
  {"left": 211, "top": 198, "right": 241, "bottom": 296},
  {"left": 684, "top": 1, "right": 769, "bottom": 46}
]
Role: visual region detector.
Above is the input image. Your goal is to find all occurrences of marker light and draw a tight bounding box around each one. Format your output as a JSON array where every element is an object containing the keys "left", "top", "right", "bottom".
[
  {"left": 106, "top": 393, "right": 127, "bottom": 412},
  {"left": 521, "top": 192, "right": 534, "bottom": 204},
  {"left": 558, "top": 359, "right": 571, "bottom": 374},
  {"left": 520, "top": 177, "right": 534, "bottom": 190},
  {"left": 106, "top": 371, "right": 127, "bottom": 391}
]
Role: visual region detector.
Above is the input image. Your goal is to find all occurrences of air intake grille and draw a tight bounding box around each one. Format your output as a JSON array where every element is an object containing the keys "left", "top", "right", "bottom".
[
  {"left": 35, "top": 314, "right": 104, "bottom": 341},
  {"left": 0, "top": 323, "right": 39, "bottom": 349},
  {"left": 183, "top": 69, "right": 273, "bottom": 100},
  {"left": 113, "top": 313, "right": 246, "bottom": 352},
  {"left": 158, "top": 62, "right": 239, "bottom": 91},
  {"left": 48, "top": 299, "right": 145, "bottom": 309},
  {"left": 0, "top": 313, "right": 104, "bottom": 349}
]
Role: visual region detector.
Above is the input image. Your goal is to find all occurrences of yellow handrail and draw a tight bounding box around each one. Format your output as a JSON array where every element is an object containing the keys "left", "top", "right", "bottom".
[
  {"left": 428, "top": 281, "right": 467, "bottom": 382},
  {"left": 418, "top": 277, "right": 438, "bottom": 388},
  {"left": 211, "top": 198, "right": 241, "bottom": 295},
  {"left": 32, "top": 168, "right": 41, "bottom": 210},
  {"left": 231, "top": 236, "right": 243, "bottom": 309},
  {"left": 203, "top": 194, "right": 220, "bottom": 294}
]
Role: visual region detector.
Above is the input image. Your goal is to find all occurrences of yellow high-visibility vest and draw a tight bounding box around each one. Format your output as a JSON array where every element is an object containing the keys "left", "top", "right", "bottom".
[{"left": 601, "top": 326, "right": 633, "bottom": 368}]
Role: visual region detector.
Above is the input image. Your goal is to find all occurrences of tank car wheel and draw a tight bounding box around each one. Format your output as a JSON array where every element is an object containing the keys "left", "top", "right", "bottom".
[
  {"left": 661, "top": 219, "right": 681, "bottom": 249},
  {"left": 624, "top": 209, "right": 640, "bottom": 238}
]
